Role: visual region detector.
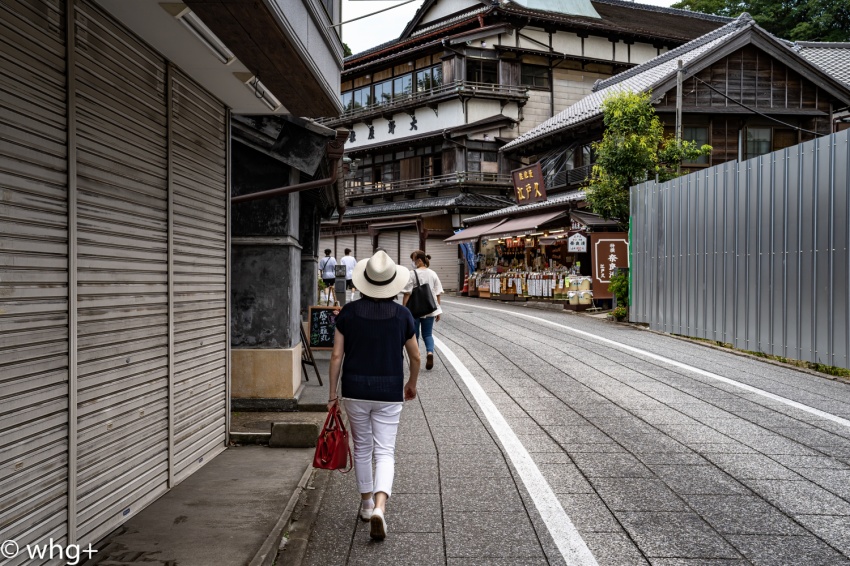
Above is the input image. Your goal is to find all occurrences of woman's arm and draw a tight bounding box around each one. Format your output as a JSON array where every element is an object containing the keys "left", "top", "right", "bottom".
[
  {"left": 402, "top": 293, "right": 410, "bottom": 306},
  {"left": 403, "top": 336, "right": 421, "bottom": 400},
  {"left": 327, "top": 329, "right": 344, "bottom": 410}
]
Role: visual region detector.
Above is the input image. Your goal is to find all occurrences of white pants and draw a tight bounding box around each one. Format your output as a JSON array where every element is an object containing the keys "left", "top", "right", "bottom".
[{"left": 343, "top": 399, "right": 403, "bottom": 497}]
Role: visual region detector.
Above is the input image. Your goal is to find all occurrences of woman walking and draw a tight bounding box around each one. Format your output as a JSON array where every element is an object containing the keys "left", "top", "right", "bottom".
[
  {"left": 402, "top": 250, "right": 443, "bottom": 371},
  {"left": 319, "top": 248, "right": 337, "bottom": 304},
  {"left": 327, "top": 250, "right": 421, "bottom": 540}
]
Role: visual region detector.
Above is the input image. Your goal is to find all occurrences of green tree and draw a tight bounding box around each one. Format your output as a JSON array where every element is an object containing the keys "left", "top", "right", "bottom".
[
  {"left": 672, "top": 0, "right": 850, "bottom": 42},
  {"left": 585, "top": 90, "right": 711, "bottom": 223},
  {"left": 343, "top": 43, "right": 353, "bottom": 57}
]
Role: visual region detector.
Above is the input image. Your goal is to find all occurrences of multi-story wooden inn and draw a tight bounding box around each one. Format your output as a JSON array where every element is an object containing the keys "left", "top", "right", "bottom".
[{"left": 319, "top": 0, "right": 730, "bottom": 288}]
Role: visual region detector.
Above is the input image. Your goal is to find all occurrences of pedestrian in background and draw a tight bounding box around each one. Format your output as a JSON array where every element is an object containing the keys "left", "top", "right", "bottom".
[
  {"left": 402, "top": 250, "right": 443, "bottom": 371},
  {"left": 319, "top": 248, "right": 337, "bottom": 304},
  {"left": 326, "top": 250, "right": 421, "bottom": 541},
  {"left": 340, "top": 248, "right": 357, "bottom": 292}
]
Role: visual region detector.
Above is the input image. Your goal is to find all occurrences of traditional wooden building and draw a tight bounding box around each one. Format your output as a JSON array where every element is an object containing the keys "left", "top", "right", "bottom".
[
  {"left": 501, "top": 14, "right": 850, "bottom": 184},
  {"left": 319, "top": 0, "right": 730, "bottom": 288}
]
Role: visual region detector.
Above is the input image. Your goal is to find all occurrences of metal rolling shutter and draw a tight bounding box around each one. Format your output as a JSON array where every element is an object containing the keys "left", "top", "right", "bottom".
[
  {"left": 399, "top": 229, "right": 419, "bottom": 265},
  {"left": 0, "top": 0, "right": 70, "bottom": 558},
  {"left": 335, "top": 235, "right": 354, "bottom": 259},
  {"left": 379, "top": 230, "right": 399, "bottom": 263},
  {"left": 354, "top": 232, "right": 371, "bottom": 262},
  {"left": 171, "top": 69, "right": 227, "bottom": 482},
  {"left": 319, "top": 235, "right": 334, "bottom": 257},
  {"left": 427, "top": 237, "right": 459, "bottom": 292},
  {"left": 74, "top": 0, "right": 170, "bottom": 544}
]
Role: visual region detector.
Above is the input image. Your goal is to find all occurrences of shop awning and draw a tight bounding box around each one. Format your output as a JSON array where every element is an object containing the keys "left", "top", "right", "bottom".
[
  {"left": 481, "top": 210, "right": 567, "bottom": 238},
  {"left": 444, "top": 219, "right": 508, "bottom": 244}
]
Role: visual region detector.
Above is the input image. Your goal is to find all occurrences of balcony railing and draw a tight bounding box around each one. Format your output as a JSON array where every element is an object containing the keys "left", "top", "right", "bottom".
[
  {"left": 345, "top": 171, "right": 512, "bottom": 198},
  {"left": 320, "top": 81, "right": 529, "bottom": 126}
]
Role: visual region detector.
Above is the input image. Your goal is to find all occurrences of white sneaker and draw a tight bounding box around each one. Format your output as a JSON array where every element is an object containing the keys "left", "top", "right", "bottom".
[
  {"left": 370, "top": 508, "right": 386, "bottom": 540},
  {"left": 359, "top": 499, "right": 374, "bottom": 521}
]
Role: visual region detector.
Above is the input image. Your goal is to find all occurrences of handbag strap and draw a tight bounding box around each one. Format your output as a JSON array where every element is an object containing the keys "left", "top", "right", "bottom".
[{"left": 413, "top": 270, "right": 421, "bottom": 288}]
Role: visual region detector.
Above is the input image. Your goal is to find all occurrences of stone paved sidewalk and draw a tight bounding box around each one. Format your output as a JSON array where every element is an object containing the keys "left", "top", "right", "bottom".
[{"left": 288, "top": 298, "right": 850, "bottom": 566}]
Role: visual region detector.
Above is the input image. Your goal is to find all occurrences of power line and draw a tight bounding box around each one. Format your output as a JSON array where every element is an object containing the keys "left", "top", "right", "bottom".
[{"left": 689, "top": 74, "right": 821, "bottom": 136}]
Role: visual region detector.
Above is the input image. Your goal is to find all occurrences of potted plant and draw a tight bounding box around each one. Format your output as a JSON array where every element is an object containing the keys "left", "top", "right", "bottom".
[{"left": 611, "top": 306, "right": 628, "bottom": 322}]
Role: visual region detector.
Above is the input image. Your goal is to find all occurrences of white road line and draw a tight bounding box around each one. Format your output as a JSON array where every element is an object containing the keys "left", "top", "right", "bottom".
[
  {"left": 433, "top": 336, "right": 599, "bottom": 566},
  {"left": 444, "top": 300, "right": 850, "bottom": 429}
]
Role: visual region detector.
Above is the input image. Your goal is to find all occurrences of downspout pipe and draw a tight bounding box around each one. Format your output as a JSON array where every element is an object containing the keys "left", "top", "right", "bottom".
[{"left": 231, "top": 129, "right": 348, "bottom": 205}]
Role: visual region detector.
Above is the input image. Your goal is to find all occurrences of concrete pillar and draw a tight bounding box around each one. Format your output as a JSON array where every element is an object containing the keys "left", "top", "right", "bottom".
[{"left": 230, "top": 143, "right": 304, "bottom": 410}]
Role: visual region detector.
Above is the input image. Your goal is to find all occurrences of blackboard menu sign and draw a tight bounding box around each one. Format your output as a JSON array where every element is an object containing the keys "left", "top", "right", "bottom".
[{"left": 308, "top": 306, "right": 340, "bottom": 350}]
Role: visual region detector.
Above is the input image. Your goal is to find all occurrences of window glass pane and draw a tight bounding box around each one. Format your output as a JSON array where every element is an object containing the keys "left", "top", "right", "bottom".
[
  {"left": 467, "top": 60, "right": 497, "bottom": 83},
  {"left": 746, "top": 127, "right": 771, "bottom": 159},
  {"left": 683, "top": 126, "right": 709, "bottom": 165},
  {"left": 393, "top": 74, "right": 412, "bottom": 97},
  {"left": 432, "top": 65, "right": 443, "bottom": 87},
  {"left": 374, "top": 80, "right": 393, "bottom": 105},
  {"left": 521, "top": 65, "right": 549, "bottom": 88},
  {"left": 483, "top": 151, "right": 497, "bottom": 162},
  {"left": 416, "top": 70, "right": 430, "bottom": 92},
  {"left": 341, "top": 91, "right": 352, "bottom": 111},
  {"left": 482, "top": 60, "right": 497, "bottom": 84}
]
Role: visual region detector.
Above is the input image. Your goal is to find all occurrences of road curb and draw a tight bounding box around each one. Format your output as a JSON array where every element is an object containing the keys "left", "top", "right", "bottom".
[
  {"left": 248, "top": 463, "right": 316, "bottom": 566},
  {"left": 636, "top": 323, "right": 850, "bottom": 384},
  {"left": 275, "top": 469, "right": 331, "bottom": 566}
]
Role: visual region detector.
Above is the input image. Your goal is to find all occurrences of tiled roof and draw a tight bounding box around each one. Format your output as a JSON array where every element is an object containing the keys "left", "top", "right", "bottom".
[
  {"left": 592, "top": 0, "right": 729, "bottom": 23},
  {"left": 498, "top": 0, "right": 730, "bottom": 43},
  {"left": 794, "top": 42, "right": 850, "bottom": 88},
  {"left": 347, "top": 0, "right": 728, "bottom": 69},
  {"left": 344, "top": 6, "right": 488, "bottom": 64},
  {"left": 464, "top": 190, "right": 587, "bottom": 224},
  {"left": 338, "top": 193, "right": 512, "bottom": 219},
  {"left": 501, "top": 14, "right": 754, "bottom": 152}
]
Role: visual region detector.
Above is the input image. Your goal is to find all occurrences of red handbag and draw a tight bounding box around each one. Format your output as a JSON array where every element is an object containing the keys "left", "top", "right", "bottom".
[{"left": 313, "top": 404, "right": 352, "bottom": 472}]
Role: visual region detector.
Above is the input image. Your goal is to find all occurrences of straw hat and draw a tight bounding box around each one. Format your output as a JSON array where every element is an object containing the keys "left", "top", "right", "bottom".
[{"left": 351, "top": 250, "right": 410, "bottom": 299}]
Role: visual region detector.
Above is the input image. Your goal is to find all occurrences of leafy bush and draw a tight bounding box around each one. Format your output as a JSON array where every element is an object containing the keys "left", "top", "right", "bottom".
[
  {"left": 612, "top": 306, "right": 628, "bottom": 321},
  {"left": 608, "top": 270, "right": 629, "bottom": 307}
]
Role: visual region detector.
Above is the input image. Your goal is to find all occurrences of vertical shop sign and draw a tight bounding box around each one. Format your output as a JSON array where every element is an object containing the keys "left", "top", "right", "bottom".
[
  {"left": 589, "top": 232, "right": 629, "bottom": 299},
  {"left": 511, "top": 163, "right": 547, "bottom": 205}
]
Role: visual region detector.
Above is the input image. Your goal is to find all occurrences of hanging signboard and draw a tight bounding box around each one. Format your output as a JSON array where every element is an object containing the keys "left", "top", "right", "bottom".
[
  {"left": 589, "top": 232, "right": 629, "bottom": 299},
  {"left": 511, "top": 163, "right": 547, "bottom": 206},
  {"left": 567, "top": 233, "right": 587, "bottom": 253}
]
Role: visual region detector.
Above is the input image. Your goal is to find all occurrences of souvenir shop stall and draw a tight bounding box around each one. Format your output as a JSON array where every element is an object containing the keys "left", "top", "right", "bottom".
[{"left": 446, "top": 208, "right": 628, "bottom": 310}]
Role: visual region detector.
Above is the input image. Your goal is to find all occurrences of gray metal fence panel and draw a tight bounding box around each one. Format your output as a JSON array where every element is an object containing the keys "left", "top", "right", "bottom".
[{"left": 631, "top": 129, "right": 850, "bottom": 369}]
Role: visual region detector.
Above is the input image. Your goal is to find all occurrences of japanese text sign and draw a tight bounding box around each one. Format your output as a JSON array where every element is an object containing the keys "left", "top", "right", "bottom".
[
  {"left": 511, "top": 163, "right": 547, "bottom": 206},
  {"left": 589, "top": 232, "right": 629, "bottom": 299},
  {"left": 567, "top": 233, "right": 587, "bottom": 253}
]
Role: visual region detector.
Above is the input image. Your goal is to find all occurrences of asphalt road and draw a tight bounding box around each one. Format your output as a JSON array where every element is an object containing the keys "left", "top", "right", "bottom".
[{"left": 298, "top": 297, "right": 850, "bottom": 565}]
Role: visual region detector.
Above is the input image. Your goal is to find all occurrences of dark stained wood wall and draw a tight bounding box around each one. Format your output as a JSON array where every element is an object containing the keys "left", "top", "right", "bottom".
[
  {"left": 657, "top": 45, "right": 836, "bottom": 114},
  {"left": 656, "top": 45, "right": 840, "bottom": 166}
]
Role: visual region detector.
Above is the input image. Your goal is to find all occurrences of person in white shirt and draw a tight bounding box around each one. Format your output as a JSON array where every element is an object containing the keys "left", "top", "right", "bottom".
[
  {"left": 340, "top": 248, "right": 358, "bottom": 290},
  {"left": 319, "top": 249, "right": 337, "bottom": 304},
  {"left": 401, "top": 250, "right": 443, "bottom": 371}
]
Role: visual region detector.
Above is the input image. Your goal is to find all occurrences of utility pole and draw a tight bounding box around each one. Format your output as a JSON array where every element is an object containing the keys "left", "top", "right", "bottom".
[{"left": 675, "top": 59, "right": 683, "bottom": 173}]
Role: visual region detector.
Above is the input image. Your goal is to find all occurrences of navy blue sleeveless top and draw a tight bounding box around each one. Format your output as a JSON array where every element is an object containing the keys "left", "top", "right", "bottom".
[{"left": 335, "top": 298, "right": 416, "bottom": 402}]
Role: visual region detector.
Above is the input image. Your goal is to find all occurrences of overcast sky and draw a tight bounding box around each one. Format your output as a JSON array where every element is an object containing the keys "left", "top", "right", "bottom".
[{"left": 341, "top": 0, "right": 680, "bottom": 55}]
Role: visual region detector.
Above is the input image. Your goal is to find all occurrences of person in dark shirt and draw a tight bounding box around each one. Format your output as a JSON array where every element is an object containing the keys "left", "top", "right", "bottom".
[{"left": 327, "top": 250, "right": 421, "bottom": 541}]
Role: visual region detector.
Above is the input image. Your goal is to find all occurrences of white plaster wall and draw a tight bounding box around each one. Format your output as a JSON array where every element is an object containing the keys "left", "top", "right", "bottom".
[
  {"left": 614, "top": 41, "right": 629, "bottom": 63},
  {"left": 467, "top": 99, "right": 505, "bottom": 123},
  {"left": 584, "top": 36, "right": 612, "bottom": 60},
  {"left": 345, "top": 100, "right": 464, "bottom": 150},
  {"left": 419, "top": 0, "right": 480, "bottom": 25},
  {"left": 631, "top": 42, "right": 659, "bottom": 64},
  {"left": 518, "top": 28, "right": 550, "bottom": 50},
  {"left": 552, "top": 31, "right": 582, "bottom": 56}
]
